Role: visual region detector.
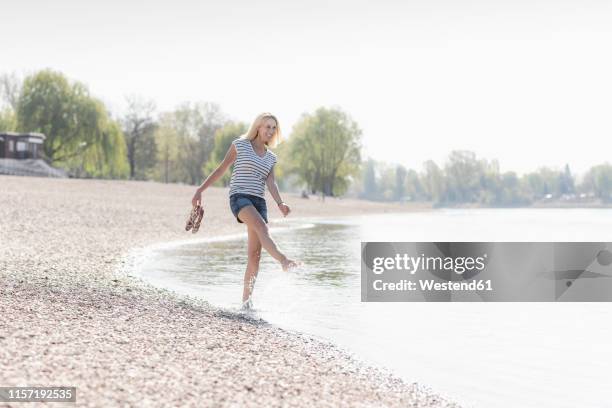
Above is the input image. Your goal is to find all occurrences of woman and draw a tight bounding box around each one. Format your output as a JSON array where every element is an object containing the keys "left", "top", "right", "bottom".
[{"left": 191, "top": 112, "right": 299, "bottom": 309}]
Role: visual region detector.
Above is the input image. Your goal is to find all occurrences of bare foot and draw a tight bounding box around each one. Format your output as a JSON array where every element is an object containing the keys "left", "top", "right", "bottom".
[
  {"left": 281, "top": 259, "right": 300, "bottom": 271},
  {"left": 241, "top": 298, "right": 253, "bottom": 310}
]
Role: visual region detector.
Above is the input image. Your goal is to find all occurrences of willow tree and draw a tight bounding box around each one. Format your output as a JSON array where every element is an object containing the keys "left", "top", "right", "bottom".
[
  {"left": 16, "top": 69, "right": 128, "bottom": 178},
  {"left": 0, "top": 108, "right": 16, "bottom": 131},
  {"left": 76, "top": 107, "right": 129, "bottom": 178},
  {"left": 289, "top": 107, "right": 361, "bottom": 197}
]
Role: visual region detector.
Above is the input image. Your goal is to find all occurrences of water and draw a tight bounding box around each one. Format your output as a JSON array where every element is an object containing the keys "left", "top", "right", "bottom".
[{"left": 132, "top": 209, "right": 612, "bottom": 408}]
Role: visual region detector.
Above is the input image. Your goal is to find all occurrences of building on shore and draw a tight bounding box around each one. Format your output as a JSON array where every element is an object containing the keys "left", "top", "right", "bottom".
[
  {"left": 0, "top": 132, "right": 67, "bottom": 178},
  {"left": 0, "top": 132, "right": 46, "bottom": 159}
]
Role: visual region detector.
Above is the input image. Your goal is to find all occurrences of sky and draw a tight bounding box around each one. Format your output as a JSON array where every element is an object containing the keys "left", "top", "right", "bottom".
[{"left": 2, "top": 0, "right": 611, "bottom": 176}]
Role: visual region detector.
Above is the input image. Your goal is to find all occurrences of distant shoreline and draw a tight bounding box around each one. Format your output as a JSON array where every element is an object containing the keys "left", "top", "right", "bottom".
[{"left": 427, "top": 201, "right": 612, "bottom": 209}]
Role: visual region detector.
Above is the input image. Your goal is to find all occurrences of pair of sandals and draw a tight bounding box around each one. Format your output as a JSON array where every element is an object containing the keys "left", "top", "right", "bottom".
[{"left": 185, "top": 203, "right": 204, "bottom": 233}]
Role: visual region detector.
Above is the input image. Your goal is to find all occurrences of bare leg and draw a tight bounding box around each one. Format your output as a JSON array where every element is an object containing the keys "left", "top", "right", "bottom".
[
  {"left": 237, "top": 206, "right": 298, "bottom": 271},
  {"left": 242, "top": 226, "right": 262, "bottom": 303}
]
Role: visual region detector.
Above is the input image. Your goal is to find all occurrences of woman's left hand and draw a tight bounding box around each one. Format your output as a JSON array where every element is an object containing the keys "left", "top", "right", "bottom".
[{"left": 278, "top": 202, "right": 291, "bottom": 217}]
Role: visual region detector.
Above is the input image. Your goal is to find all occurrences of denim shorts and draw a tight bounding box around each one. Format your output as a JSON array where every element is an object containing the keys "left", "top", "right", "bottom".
[{"left": 229, "top": 193, "right": 268, "bottom": 224}]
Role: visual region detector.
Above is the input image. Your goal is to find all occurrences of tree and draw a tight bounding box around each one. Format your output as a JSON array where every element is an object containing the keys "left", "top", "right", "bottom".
[
  {"left": 377, "top": 164, "right": 396, "bottom": 201},
  {"left": 75, "top": 118, "right": 129, "bottom": 178},
  {"left": 361, "top": 158, "right": 378, "bottom": 199},
  {"left": 581, "top": 163, "right": 612, "bottom": 201},
  {"left": 16, "top": 69, "right": 128, "bottom": 178},
  {"left": 522, "top": 167, "right": 565, "bottom": 199},
  {"left": 478, "top": 159, "right": 502, "bottom": 205},
  {"left": 522, "top": 171, "right": 546, "bottom": 200},
  {"left": 153, "top": 113, "right": 181, "bottom": 183},
  {"left": 17, "top": 70, "right": 79, "bottom": 162},
  {"left": 498, "top": 171, "right": 529, "bottom": 206},
  {"left": 203, "top": 121, "right": 248, "bottom": 186},
  {"left": 394, "top": 165, "right": 407, "bottom": 201},
  {"left": 560, "top": 163, "right": 575, "bottom": 195},
  {"left": 0, "top": 72, "right": 20, "bottom": 132},
  {"left": 0, "top": 108, "right": 16, "bottom": 132},
  {"left": 270, "top": 137, "right": 293, "bottom": 190},
  {"left": 289, "top": 107, "right": 362, "bottom": 196},
  {"left": 421, "top": 160, "right": 444, "bottom": 202},
  {"left": 0, "top": 72, "right": 21, "bottom": 110},
  {"left": 444, "top": 150, "right": 482, "bottom": 203},
  {"left": 404, "top": 169, "right": 424, "bottom": 201},
  {"left": 122, "top": 96, "right": 157, "bottom": 179},
  {"left": 177, "top": 102, "right": 224, "bottom": 185},
  {"left": 158, "top": 102, "right": 225, "bottom": 185}
]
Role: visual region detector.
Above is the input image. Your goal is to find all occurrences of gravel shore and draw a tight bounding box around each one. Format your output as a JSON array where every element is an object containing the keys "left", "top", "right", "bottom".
[{"left": 0, "top": 175, "right": 460, "bottom": 407}]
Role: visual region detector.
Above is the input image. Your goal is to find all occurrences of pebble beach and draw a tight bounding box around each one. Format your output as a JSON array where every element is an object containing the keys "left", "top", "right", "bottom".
[{"left": 0, "top": 175, "right": 460, "bottom": 407}]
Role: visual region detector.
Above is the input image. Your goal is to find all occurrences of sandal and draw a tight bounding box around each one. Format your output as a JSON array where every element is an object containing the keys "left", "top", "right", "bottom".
[{"left": 185, "top": 204, "right": 204, "bottom": 233}]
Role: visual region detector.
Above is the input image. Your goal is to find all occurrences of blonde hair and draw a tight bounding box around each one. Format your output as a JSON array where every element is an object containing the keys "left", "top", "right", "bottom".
[{"left": 242, "top": 112, "right": 282, "bottom": 149}]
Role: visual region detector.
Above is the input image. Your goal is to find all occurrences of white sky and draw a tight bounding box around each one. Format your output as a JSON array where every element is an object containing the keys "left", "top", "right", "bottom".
[{"left": 2, "top": 0, "right": 611, "bottom": 176}]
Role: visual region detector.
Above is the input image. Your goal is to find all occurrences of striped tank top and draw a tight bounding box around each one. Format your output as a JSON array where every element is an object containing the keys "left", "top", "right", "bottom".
[{"left": 228, "top": 138, "right": 277, "bottom": 198}]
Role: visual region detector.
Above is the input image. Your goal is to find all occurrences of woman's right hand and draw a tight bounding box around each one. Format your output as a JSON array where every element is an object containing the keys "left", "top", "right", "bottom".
[{"left": 192, "top": 189, "right": 202, "bottom": 207}]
